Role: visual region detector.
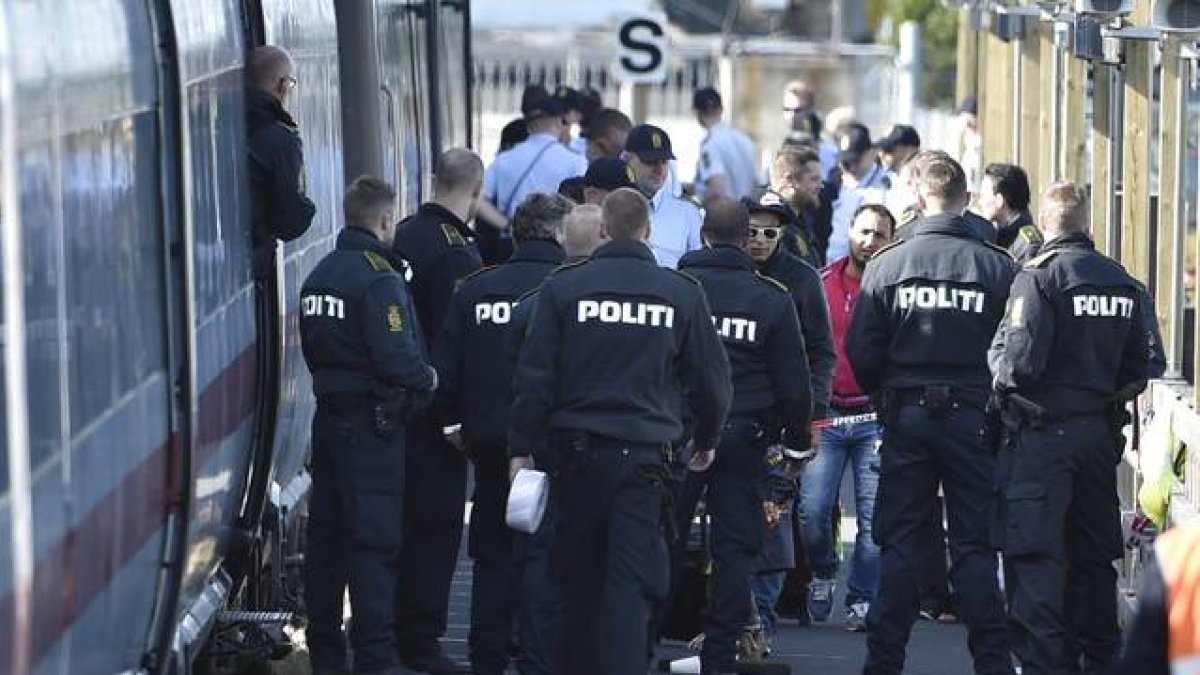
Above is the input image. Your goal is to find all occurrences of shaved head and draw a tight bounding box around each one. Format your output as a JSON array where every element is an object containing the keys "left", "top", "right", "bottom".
[
  {"left": 563, "top": 205, "right": 604, "bottom": 257},
  {"left": 248, "top": 46, "right": 295, "bottom": 99},
  {"left": 702, "top": 199, "right": 750, "bottom": 247},
  {"left": 433, "top": 148, "right": 484, "bottom": 196},
  {"left": 601, "top": 188, "right": 650, "bottom": 241}
]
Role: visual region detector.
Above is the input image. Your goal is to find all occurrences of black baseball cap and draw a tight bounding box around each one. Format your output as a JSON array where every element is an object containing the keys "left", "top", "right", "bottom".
[
  {"left": 692, "top": 86, "right": 722, "bottom": 111},
  {"left": 584, "top": 157, "right": 637, "bottom": 191},
  {"left": 838, "top": 123, "right": 873, "bottom": 165},
  {"left": 742, "top": 188, "right": 793, "bottom": 222},
  {"left": 523, "top": 95, "right": 569, "bottom": 122},
  {"left": 553, "top": 85, "right": 580, "bottom": 112},
  {"left": 877, "top": 124, "right": 921, "bottom": 152},
  {"left": 625, "top": 124, "right": 676, "bottom": 162}
]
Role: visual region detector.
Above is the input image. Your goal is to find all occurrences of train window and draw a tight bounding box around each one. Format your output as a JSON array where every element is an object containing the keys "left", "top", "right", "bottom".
[
  {"left": 379, "top": 3, "right": 423, "bottom": 215},
  {"left": 408, "top": 3, "right": 435, "bottom": 201},
  {"left": 436, "top": 1, "right": 469, "bottom": 150}
]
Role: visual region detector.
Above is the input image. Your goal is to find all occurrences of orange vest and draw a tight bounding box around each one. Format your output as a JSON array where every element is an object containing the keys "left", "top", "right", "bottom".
[{"left": 1156, "top": 523, "right": 1200, "bottom": 674}]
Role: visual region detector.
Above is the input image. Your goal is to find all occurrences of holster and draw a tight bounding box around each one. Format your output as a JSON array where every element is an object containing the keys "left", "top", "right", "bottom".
[
  {"left": 370, "top": 384, "right": 424, "bottom": 438},
  {"left": 1002, "top": 392, "right": 1051, "bottom": 430},
  {"left": 922, "top": 385, "right": 954, "bottom": 418},
  {"left": 982, "top": 393, "right": 1005, "bottom": 454}
]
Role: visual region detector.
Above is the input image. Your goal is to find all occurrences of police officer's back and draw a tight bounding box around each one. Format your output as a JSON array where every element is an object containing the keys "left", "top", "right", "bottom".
[
  {"left": 246, "top": 46, "right": 316, "bottom": 278},
  {"left": 433, "top": 192, "right": 571, "bottom": 675},
  {"left": 299, "top": 177, "right": 435, "bottom": 675},
  {"left": 988, "top": 182, "right": 1148, "bottom": 674},
  {"left": 848, "top": 156, "right": 1016, "bottom": 675},
  {"left": 510, "top": 188, "right": 732, "bottom": 675},
  {"left": 390, "top": 148, "right": 484, "bottom": 673},
  {"left": 676, "top": 201, "right": 812, "bottom": 675}
]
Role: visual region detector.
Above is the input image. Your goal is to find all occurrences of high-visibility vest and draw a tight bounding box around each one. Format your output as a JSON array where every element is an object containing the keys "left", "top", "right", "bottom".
[{"left": 1157, "top": 523, "right": 1200, "bottom": 674}]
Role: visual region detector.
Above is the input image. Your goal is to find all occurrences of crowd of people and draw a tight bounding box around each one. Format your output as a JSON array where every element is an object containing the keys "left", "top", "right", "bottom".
[{"left": 276, "top": 50, "right": 1183, "bottom": 675}]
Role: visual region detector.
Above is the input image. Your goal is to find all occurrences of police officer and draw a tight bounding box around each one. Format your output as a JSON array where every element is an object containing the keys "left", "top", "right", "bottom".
[
  {"left": 623, "top": 124, "right": 704, "bottom": 268},
  {"left": 848, "top": 154, "right": 1016, "bottom": 675},
  {"left": 828, "top": 123, "right": 889, "bottom": 262},
  {"left": 510, "top": 188, "right": 732, "bottom": 675},
  {"left": 693, "top": 87, "right": 760, "bottom": 202},
  {"left": 483, "top": 94, "right": 587, "bottom": 220},
  {"left": 392, "top": 148, "right": 484, "bottom": 674},
  {"left": 433, "top": 192, "right": 572, "bottom": 675},
  {"left": 896, "top": 150, "right": 996, "bottom": 244},
  {"left": 977, "top": 163, "right": 1044, "bottom": 264},
  {"left": 768, "top": 147, "right": 831, "bottom": 268},
  {"left": 582, "top": 156, "right": 637, "bottom": 205},
  {"left": 876, "top": 125, "right": 921, "bottom": 222},
  {"left": 988, "top": 182, "right": 1148, "bottom": 675},
  {"left": 246, "top": 45, "right": 316, "bottom": 278},
  {"left": 677, "top": 200, "right": 813, "bottom": 675},
  {"left": 300, "top": 177, "right": 437, "bottom": 675}
]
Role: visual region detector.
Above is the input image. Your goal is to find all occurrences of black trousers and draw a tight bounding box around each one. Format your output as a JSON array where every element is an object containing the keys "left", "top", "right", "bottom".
[
  {"left": 306, "top": 405, "right": 405, "bottom": 674},
  {"left": 998, "top": 416, "right": 1122, "bottom": 675},
  {"left": 394, "top": 417, "right": 468, "bottom": 658},
  {"left": 554, "top": 437, "right": 670, "bottom": 675},
  {"left": 863, "top": 403, "right": 1012, "bottom": 675},
  {"left": 468, "top": 449, "right": 517, "bottom": 675}
]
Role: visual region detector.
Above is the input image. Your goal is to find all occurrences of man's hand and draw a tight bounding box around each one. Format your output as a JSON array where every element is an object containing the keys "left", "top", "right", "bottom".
[
  {"left": 443, "top": 424, "right": 464, "bottom": 454},
  {"left": 509, "top": 456, "right": 535, "bottom": 482}
]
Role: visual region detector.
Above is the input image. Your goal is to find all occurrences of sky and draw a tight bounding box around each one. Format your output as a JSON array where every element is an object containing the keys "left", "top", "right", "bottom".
[{"left": 472, "top": 0, "right": 657, "bottom": 29}]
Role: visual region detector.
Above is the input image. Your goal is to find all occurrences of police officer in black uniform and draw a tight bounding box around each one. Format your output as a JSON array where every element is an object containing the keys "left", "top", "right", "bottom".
[
  {"left": 246, "top": 45, "right": 316, "bottom": 277},
  {"left": 988, "top": 182, "right": 1148, "bottom": 675},
  {"left": 300, "top": 177, "right": 437, "bottom": 675},
  {"left": 677, "top": 200, "right": 813, "bottom": 675},
  {"left": 895, "top": 151, "right": 997, "bottom": 245},
  {"left": 510, "top": 188, "right": 732, "bottom": 675},
  {"left": 391, "top": 148, "right": 484, "bottom": 674},
  {"left": 433, "top": 192, "right": 572, "bottom": 675},
  {"left": 848, "top": 155, "right": 1016, "bottom": 675},
  {"left": 979, "top": 163, "right": 1044, "bottom": 265}
]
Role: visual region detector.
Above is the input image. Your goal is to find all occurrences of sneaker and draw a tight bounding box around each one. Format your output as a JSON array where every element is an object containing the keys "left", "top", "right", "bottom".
[
  {"left": 808, "top": 578, "right": 836, "bottom": 623},
  {"left": 844, "top": 602, "right": 869, "bottom": 632}
]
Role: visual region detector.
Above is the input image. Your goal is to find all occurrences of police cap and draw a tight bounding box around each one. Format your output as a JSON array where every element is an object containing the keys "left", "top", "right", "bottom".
[
  {"left": 524, "top": 94, "right": 569, "bottom": 122},
  {"left": 877, "top": 124, "right": 921, "bottom": 152},
  {"left": 625, "top": 124, "right": 676, "bottom": 162},
  {"left": 584, "top": 157, "right": 637, "bottom": 191},
  {"left": 553, "top": 85, "right": 580, "bottom": 112}
]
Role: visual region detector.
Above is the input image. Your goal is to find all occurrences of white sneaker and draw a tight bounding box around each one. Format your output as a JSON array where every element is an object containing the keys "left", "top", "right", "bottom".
[{"left": 844, "top": 602, "right": 869, "bottom": 632}]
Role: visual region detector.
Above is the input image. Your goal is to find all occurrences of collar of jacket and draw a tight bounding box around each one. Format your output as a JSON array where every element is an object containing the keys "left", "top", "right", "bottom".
[
  {"left": 1043, "top": 230, "right": 1094, "bottom": 252},
  {"left": 997, "top": 210, "right": 1034, "bottom": 242},
  {"left": 912, "top": 212, "right": 977, "bottom": 238},
  {"left": 509, "top": 239, "right": 566, "bottom": 264},
  {"left": 592, "top": 238, "right": 657, "bottom": 263},
  {"left": 339, "top": 225, "right": 396, "bottom": 260},
  {"left": 761, "top": 245, "right": 800, "bottom": 274},
  {"left": 246, "top": 88, "right": 299, "bottom": 133},
  {"left": 417, "top": 202, "right": 474, "bottom": 241},
  {"left": 679, "top": 244, "right": 755, "bottom": 272}
]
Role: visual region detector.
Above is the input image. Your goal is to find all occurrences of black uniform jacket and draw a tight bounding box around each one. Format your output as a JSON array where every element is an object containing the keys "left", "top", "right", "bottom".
[
  {"left": 393, "top": 202, "right": 483, "bottom": 346},
  {"left": 679, "top": 246, "right": 812, "bottom": 446},
  {"left": 995, "top": 210, "right": 1044, "bottom": 265},
  {"left": 434, "top": 239, "right": 565, "bottom": 450},
  {"left": 509, "top": 239, "right": 732, "bottom": 457},
  {"left": 759, "top": 248, "right": 836, "bottom": 418},
  {"left": 248, "top": 89, "right": 317, "bottom": 275},
  {"left": 300, "top": 226, "right": 435, "bottom": 396},
  {"left": 848, "top": 213, "right": 1018, "bottom": 398},
  {"left": 988, "top": 231, "right": 1148, "bottom": 414}
]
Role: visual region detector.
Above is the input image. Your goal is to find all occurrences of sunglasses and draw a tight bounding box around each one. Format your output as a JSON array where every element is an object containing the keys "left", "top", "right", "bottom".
[{"left": 750, "top": 227, "right": 781, "bottom": 240}]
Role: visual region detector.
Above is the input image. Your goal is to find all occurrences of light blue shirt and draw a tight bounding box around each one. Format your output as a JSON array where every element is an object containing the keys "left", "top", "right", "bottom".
[
  {"left": 695, "top": 121, "right": 760, "bottom": 200},
  {"left": 484, "top": 132, "right": 587, "bottom": 216},
  {"left": 648, "top": 186, "right": 703, "bottom": 268}
]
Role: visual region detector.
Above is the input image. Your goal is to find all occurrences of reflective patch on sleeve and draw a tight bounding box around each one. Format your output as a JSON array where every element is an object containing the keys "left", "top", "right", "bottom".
[
  {"left": 1010, "top": 297, "right": 1025, "bottom": 328},
  {"left": 388, "top": 305, "right": 404, "bottom": 332}
]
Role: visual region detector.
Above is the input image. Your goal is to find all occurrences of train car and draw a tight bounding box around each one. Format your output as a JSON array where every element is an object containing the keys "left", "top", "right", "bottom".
[{"left": 0, "top": 1, "right": 472, "bottom": 673}]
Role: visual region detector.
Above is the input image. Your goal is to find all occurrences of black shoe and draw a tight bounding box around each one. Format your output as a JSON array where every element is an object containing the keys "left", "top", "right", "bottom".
[{"left": 399, "top": 651, "right": 471, "bottom": 674}]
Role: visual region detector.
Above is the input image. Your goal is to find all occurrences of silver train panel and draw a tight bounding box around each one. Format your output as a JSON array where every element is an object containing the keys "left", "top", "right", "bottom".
[
  {"left": 379, "top": 0, "right": 429, "bottom": 214},
  {"left": 434, "top": 1, "right": 470, "bottom": 151},
  {"left": 167, "top": 0, "right": 259, "bottom": 626},
  {"left": 260, "top": 0, "right": 341, "bottom": 508},
  {"left": 0, "top": 1, "right": 174, "bottom": 673}
]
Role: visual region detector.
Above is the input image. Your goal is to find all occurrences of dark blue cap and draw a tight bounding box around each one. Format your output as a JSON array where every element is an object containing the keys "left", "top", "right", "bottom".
[
  {"left": 584, "top": 157, "right": 637, "bottom": 191},
  {"left": 524, "top": 95, "right": 568, "bottom": 122},
  {"left": 625, "top": 124, "right": 676, "bottom": 161},
  {"left": 553, "top": 85, "right": 580, "bottom": 111},
  {"left": 837, "top": 123, "right": 873, "bottom": 165},
  {"left": 877, "top": 124, "right": 921, "bottom": 151}
]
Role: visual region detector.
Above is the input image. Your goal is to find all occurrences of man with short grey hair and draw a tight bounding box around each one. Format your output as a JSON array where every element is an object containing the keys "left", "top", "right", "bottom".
[{"left": 433, "top": 191, "right": 572, "bottom": 675}]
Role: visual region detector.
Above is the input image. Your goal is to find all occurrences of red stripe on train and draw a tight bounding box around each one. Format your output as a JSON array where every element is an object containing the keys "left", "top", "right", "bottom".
[{"left": 0, "top": 343, "right": 259, "bottom": 669}]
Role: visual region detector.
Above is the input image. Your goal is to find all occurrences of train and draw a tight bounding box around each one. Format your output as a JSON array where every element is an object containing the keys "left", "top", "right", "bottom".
[{"left": 0, "top": 1, "right": 472, "bottom": 673}]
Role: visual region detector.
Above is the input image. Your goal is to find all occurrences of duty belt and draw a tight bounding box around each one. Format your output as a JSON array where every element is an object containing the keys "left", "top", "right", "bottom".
[{"left": 893, "top": 385, "right": 988, "bottom": 417}]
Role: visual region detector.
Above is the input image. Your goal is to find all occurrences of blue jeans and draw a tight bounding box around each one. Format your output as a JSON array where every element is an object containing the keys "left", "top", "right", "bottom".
[
  {"left": 751, "top": 571, "right": 786, "bottom": 635},
  {"left": 798, "top": 419, "right": 880, "bottom": 606}
]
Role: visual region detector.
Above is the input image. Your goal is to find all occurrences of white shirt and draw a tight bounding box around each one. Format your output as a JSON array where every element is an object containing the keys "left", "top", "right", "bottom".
[
  {"left": 695, "top": 122, "right": 760, "bottom": 200},
  {"left": 568, "top": 135, "right": 587, "bottom": 156},
  {"left": 483, "top": 132, "right": 587, "bottom": 216},
  {"left": 648, "top": 186, "right": 703, "bottom": 268},
  {"left": 827, "top": 163, "right": 889, "bottom": 262},
  {"left": 819, "top": 139, "right": 839, "bottom": 181}
]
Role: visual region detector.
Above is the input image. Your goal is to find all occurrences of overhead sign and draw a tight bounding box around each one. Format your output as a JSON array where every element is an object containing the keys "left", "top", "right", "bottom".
[{"left": 615, "top": 14, "right": 670, "bottom": 85}]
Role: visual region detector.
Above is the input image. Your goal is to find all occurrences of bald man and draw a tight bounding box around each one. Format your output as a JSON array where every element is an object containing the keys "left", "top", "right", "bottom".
[
  {"left": 247, "top": 45, "right": 315, "bottom": 278},
  {"left": 562, "top": 204, "right": 605, "bottom": 259}
]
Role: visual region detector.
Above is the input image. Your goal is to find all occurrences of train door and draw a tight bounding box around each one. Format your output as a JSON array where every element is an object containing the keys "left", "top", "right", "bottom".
[
  {"left": 379, "top": 0, "right": 430, "bottom": 215},
  {"left": 1, "top": 1, "right": 183, "bottom": 672}
]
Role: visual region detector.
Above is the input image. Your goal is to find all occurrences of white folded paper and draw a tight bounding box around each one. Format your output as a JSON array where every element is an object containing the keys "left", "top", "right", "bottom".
[
  {"left": 506, "top": 468, "right": 549, "bottom": 534},
  {"left": 668, "top": 655, "right": 701, "bottom": 673}
]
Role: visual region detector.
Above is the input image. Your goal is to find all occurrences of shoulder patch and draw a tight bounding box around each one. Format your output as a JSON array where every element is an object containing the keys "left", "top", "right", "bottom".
[
  {"left": 984, "top": 242, "right": 1015, "bottom": 260},
  {"left": 440, "top": 223, "right": 468, "bottom": 248},
  {"left": 453, "top": 264, "right": 495, "bottom": 292},
  {"left": 363, "top": 250, "right": 394, "bottom": 273},
  {"left": 1026, "top": 249, "right": 1059, "bottom": 268},
  {"left": 1019, "top": 224, "right": 1044, "bottom": 244},
  {"left": 870, "top": 239, "right": 906, "bottom": 259},
  {"left": 387, "top": 305, "right": 404, "bottom": 332},
  {"left": 899, "top": 206, "right": 918, "bottom": 226},
  {"left": 754, "top": 272, "right": 790, "bottom": 294}
]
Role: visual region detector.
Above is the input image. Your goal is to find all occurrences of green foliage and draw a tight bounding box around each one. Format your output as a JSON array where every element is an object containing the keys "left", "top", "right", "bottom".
[{"left": 874, "top": 0, "right": 960, "bottom": 108}]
